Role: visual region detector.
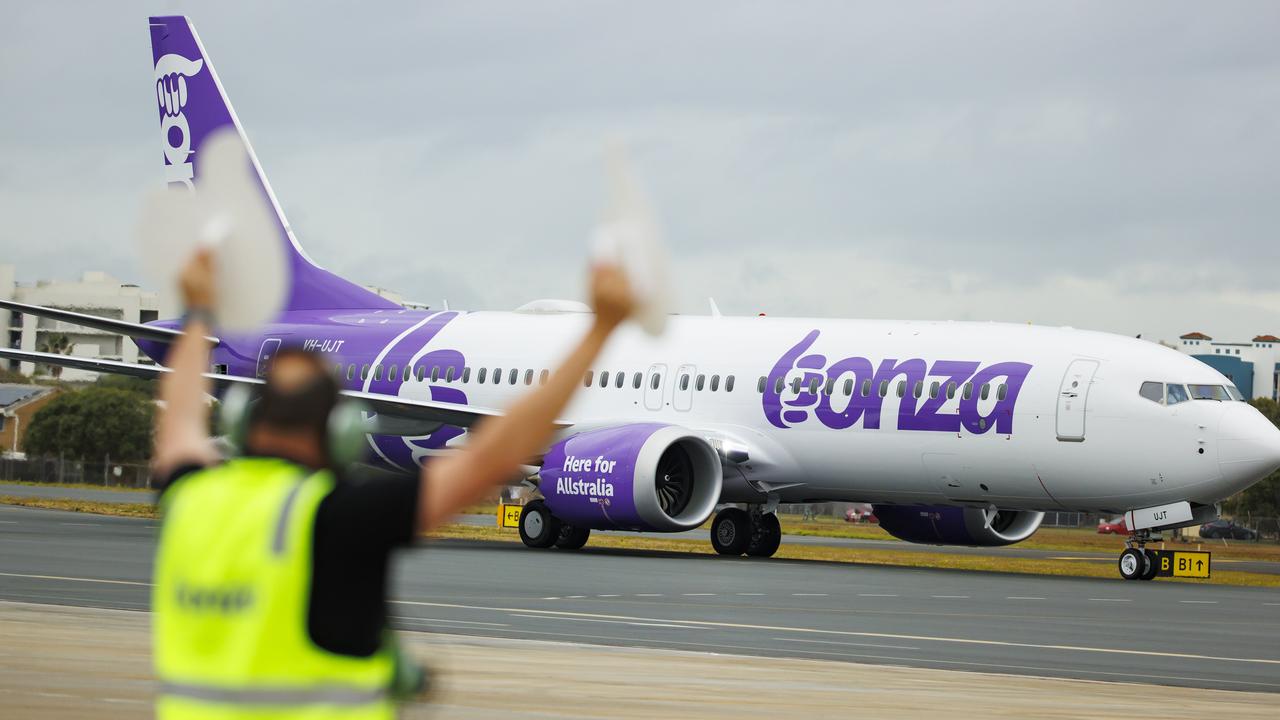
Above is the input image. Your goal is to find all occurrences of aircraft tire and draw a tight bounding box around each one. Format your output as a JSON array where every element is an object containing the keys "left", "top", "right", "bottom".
[
  {"left": 1139, "top": 549, "right": 1159, "bottom": 580},
  {"left": 555, "top": 525, "right": 591, "bottom": 550},
  {"left": 1118, "top": 548, "right": 1146, "bottom": 580},
  {"left": 519, "top": 500, "right": 561, "bottom": 549},
  {"left": 711, "top": 508, "right": 751, "bottom": 556},
  {"left": 746, "top": 513, "right": 782, "bottom": 558}
]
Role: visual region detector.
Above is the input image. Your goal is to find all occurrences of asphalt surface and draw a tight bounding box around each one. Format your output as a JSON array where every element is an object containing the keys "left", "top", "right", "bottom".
[
  {"left": 9, "top": 482, "right": 1277, "bottom": 574},
  {"left": 1, "top": 504, "right": 1278, "bottom": 692}
]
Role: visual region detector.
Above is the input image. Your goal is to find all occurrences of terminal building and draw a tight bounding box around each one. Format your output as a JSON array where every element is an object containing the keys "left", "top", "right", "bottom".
[
  {"left": 1, "top": 264, "right": 174, "bottom": 381},
  {"left": 1177, "top": 331, "right": 1280, "bottom": 401}
]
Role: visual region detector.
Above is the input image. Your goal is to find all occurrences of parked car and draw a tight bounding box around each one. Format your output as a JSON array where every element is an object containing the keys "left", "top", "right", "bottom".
[
  {"left": 1097, "top": 517, "right": 1127, "bottom": 534},
  {"left": 1199, "top": 520, "right": 1258, "bottom": 540},
  {"left": 844, "top": 505, "right": 876, "bottom": 523}
]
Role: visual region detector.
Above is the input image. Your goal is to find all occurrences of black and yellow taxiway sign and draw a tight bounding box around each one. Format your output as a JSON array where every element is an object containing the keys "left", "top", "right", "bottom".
[
  {"left": 1152, "top": 550, "right": 1211, "bottom": 578},
  {"left": 498, "top": 504, "right": 523, "bottom": 529}
]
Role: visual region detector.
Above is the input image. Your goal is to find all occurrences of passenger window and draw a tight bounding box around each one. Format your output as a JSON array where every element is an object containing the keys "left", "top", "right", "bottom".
[
  {"left": 946, "top": 381, "right": 956, "bottom": 400},
  {"left": 775, "top": 377, "right": 785, "bottom": 394},
  {"left": 710, "top": 375, "right": 720, "bottom": 392},
  {"left": 791, "top": 377, "right": 802, "bottom": 394},
  {"left": 347, "top": 364, "right": 355, "bottom": 381},
  {"left": 843, "top": 378, "right": 854, "bottom": 396},
  {"left": 878, "top": 380, "right": 888, "bottom": 398},
  {"left": 600, "top": 371, "right": 610, "bottom": 388},
  {"left": 823, "top": 378, "right": 834, "bottom": 396},
  {"left": 651, "top": 373, "right": 661, "bottom": 390},
  {"left": 334, "top": 363, "right": 342, "bottom": 376},
  {"left": 997, "top": 384, "right": 1008, "bottom": 401},
  {"left": 913, "top": 381, "right": 923, "bottom": 399},
  {"left": 374, "top": 365, "right": 383, "bottom": 381},
  {"left": 633, "top": 372, "right": 642, "bottom": 390},
  {"left": 809, "top": 377, "right": 821, "bottom": 394},
  {"left": 492, "top": 368, "right": 501, "bottom": 385},
  {"left": 962, "top": 382, "right": 972, "bottom": 400},
  {"left": 615, "top": 372, "right": 624, "bottom": 389},
  {"left": 508, "top": 368, "right": 518, "bottom": 385},
  {"left": 980, "top": 383, "right": 990, "bottom": 400},
  {"left": 757, "top": 376, "right": 767, "bottom": 393},
  {"left": 361, "top": 364, "right": 369, "bottom": 380},
  {"left": 861, "top": 379, "right": 872, "bottom": 397},
  {"left": 431, "top": 366, "right": 440, "bottom": 382},
  {"left": 725, "top": 375, "right": 735, "bottom": 392},
  {"left": 389, "top": 365, "right": 398, "bottom": 381},
  {"left": 929, "top": 381, "right": 939, "bottom": 399},
  {"left": 462, "top": 367, "right": 471, "bottom": 383},
  {"left": 695, "top": 374, "right": 705, "bottom": 391},
  {"left": 525, "top": 369, "right": 534, "bottom": 386},
  {"left": 541, "top": 370, "right": 550, "bottom": 385},
  {"left": 446, "top": 366, "right": 456, "bottom": 382},
  {"left": 1139, "top": 381, "right": 1163, "bottom": 404},
  {"left": 477, "top": 367, "right": 487, "bottom": 384},
  {"left": 584, "top": 371, "right": 593, "bottom": 387},
  {"left": 680, "top": 374, "right": 690, "bottom": 391},
  {"left": 897, "top": 380, "right": 905, "bottom": 398}
]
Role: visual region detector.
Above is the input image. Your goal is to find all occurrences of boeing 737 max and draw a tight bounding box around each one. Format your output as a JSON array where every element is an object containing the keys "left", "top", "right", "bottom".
[{"left": 5, "top": 16, "right": 1280, "bottom": 581}]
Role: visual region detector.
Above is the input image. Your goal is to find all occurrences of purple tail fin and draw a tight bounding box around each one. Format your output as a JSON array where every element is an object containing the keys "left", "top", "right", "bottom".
[{"left": 148, "top": 16, "right": 399, "bottom": 312}]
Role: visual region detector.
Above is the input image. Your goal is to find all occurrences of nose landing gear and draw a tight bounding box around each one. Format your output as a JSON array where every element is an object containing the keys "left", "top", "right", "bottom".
[{"left": 1118, "top": 530, "right": 1160, "bottom": 581}]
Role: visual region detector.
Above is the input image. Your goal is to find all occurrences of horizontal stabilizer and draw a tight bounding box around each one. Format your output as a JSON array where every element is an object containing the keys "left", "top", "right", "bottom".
[
  {"left": 0, "top": 348, "right": 553, "bottom": 433},
  {"left": 0, "top": 299, "right": 218, "bottom": 345}
]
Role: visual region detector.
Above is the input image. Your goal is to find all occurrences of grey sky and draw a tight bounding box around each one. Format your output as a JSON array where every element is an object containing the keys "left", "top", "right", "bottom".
[{"left": 3, "top": 1, "right": 1279, "bottom": 342}]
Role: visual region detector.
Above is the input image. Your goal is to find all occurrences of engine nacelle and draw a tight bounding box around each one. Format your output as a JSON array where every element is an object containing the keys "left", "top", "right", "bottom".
[
  {"left": 873, "top": 504, "right": 1043, "bottom": 546},
  {"left": 539, "top": 424, "right": 722, "bottom": 532}
]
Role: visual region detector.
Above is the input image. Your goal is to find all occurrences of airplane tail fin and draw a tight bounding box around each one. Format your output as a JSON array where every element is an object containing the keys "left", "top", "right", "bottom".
[{"left": 147, "top": 16, "right": 399, "bottom": 312}]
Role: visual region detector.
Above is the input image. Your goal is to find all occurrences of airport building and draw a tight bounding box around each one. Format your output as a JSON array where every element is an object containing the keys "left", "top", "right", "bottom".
[
  {"left": 0, "top": 264, "right": 173, "bottom": 381},
  {"left": 1178, "top": 331, "right": 1280, "bottom": 401}
]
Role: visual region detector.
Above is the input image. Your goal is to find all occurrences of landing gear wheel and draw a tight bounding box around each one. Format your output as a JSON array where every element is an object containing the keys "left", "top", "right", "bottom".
[
  {"left": 1118, "top": 548, "right": 1147, "bottom": 580},
  {"left": 519, "top": 500, "right": 561, "bottom": 549},
  {"left": 711, "top": 508, "right": 751, "bottom": 555},
  {"left": 554, "top": 525, "right": 591, "bottom": 550},
  {"left": 1140, "top": 549, "right": 1159, "bottom": 581},
  {"left": 746, "top": 513, "right": 782, "bottom": 558}
]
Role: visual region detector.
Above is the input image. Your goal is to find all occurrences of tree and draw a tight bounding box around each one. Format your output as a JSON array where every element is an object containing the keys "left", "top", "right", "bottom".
[
  {"left": 36, "top": 332, "right": 72, "bottom": 379},
  {"left": 23, "top": 386, "right": 154, "bottom": 462}
]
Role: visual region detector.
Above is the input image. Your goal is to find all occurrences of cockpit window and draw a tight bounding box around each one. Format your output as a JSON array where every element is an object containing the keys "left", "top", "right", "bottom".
[
  {"left": 1166, "top": 384, "right": 1190, "bottom": 405},
  {"left": 1139, "top": 382, "right": 1163, "bottom": 404},
  {"left": 1227, "top": 385, "right": 1245, "bottom": 402},
  {"left": 1189, "top": 384, "right": 1230, "bottom": 401}
]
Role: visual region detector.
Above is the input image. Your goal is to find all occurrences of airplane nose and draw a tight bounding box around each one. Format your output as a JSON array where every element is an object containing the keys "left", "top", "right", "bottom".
[{"left": 1218, "top": 403, "right": 1280, "bottom": 489}]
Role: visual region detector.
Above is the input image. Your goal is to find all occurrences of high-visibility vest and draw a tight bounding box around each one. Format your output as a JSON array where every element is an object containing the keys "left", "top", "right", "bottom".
[{"left": 153, "top": 458, "right": 395, "bottom": 719}]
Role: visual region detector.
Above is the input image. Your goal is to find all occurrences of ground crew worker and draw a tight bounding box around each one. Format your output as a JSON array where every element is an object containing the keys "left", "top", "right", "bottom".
[{"left": 150, "top": 251, "right": 634, "bottom": 718}]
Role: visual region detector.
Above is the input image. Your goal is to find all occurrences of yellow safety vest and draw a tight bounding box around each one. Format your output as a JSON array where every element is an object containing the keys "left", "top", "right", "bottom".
[{"left": 153, "top": 458, "right": 396, "bottom": 719}]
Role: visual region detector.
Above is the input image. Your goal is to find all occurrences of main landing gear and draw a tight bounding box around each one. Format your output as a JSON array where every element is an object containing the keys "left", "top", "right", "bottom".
[
  {"left": 1118, "top": 530, "right": 1159, "bottom": 581},
  {"left": 711, "top": 506, "right": 782, "bottom": 558},
  {"left": 518, "top": 500, "right": 592, "bottom": 550}
]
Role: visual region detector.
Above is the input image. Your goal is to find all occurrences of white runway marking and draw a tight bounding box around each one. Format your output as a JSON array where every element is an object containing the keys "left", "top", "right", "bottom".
[
  {"left": 1088, "top": 598, "right": 1131, "bottom": 602},
  {"left": 59, "top": 522, "right": 99, "bottom": 527},
  {"left": 858, "top": 593, "right": 898, "bottom": 597},
  {"left": 634, "top": 593, "right": 663, "bottom": 597},
  {"left": 597, "top": 594, "right": 619, "bottom": 598},
  {"left": 395, "top": 599, "right": 1280, "bottom": 667},
  {"left": 792, "top": 593, "right": 827, "bottom": 596},
  {"left": 0, "top": 520, "right": 18, "bottom": 524},
  {"left": 1006, "top": 596, "right": 1045, "bottom": 600},
  {"left": 507, "top": 613, "right": 700, "bottom": 630},
  {"left": 683, "top": 593, "right": 715, "bottom": 596},
  {"left": 391, "top": 615, "right": 509, "bottom": 628},
  {"left": 1179, "top": 600, "right": 1218, "bottom": 604},
  {"left": 541, "top": 597, "right": 560, "bottom": 600},
  {"left": 931, "top": 595, "right": 970, "bottom": 599},
  {"left": 735, "top": 593, "right": 764, "bottom": 596},
  {"left": 0, "top": 571, "right": 149, "bottom": 586},
  {"left": 776, "top": 637, "right": 921, "bottom": 651}
]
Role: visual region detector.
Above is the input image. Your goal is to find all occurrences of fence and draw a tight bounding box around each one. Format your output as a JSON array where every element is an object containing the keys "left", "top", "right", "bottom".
[{"left": 0, "top": 456, "right": 153, "bottom": 489}]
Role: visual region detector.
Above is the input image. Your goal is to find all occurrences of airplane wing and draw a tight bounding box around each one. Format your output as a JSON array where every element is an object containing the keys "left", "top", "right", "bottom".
[
  {"left": 0, "top": 348, "right": 528, "bottom": 431},
  {"left": 0, "top": 299, "right": 219, "bottom": 345}
]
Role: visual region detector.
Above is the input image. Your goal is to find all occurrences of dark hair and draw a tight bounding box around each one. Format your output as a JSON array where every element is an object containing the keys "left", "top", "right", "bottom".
[{"left": 248, "top": 349, "right": 339, "bottom": 444}]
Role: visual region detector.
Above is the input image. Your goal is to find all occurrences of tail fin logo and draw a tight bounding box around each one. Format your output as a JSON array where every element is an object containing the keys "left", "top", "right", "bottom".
[{"left": 154, "top": 53, "right": 206, "bottom": 189}]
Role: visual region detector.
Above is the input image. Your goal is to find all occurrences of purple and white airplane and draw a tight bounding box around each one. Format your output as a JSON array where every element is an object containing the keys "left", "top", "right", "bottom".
[{"left": 5, "top": 16, "right": 1280, "bottom": 580}]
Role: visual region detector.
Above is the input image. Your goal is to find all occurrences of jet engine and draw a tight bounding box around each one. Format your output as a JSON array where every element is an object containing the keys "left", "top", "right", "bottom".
[
  {"left": 872, "top": 504, "right": 1043, "bottom": 546},
  {"left": 538, "top": 424, "right": 722, "bottom": 532}
]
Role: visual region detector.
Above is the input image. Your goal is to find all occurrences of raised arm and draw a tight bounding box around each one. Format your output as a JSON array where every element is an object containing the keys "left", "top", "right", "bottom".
[
  {"left": 418, "top": 265, "right": 634, "bottom": 532},
  {"left": 152, "top": 251, "right": 220, "bottom": 477}
]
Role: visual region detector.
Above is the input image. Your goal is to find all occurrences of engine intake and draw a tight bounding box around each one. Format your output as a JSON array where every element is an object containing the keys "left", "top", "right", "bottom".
[
  {"left": 539, "top": 424, "right": 722, "bottom": 532},
  {"left": 873, "top": 504, "right": 1043, "bottom": 546}
]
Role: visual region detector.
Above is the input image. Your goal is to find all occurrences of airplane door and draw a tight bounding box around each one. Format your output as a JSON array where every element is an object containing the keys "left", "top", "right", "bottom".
[
  {"left": 256, "top": 338, "right": 282, "bottom": 378},
  {"left": 673, "top": 364, "right": 696, "bottom": 412},
  {"left": 644, "top": 364, "right": 667, "bottom": 411},
  {"left": 1056, "top": 359, "right": 1099, "bottom": 442}
]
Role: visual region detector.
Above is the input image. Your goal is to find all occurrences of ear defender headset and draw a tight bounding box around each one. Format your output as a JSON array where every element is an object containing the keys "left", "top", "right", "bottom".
[{"left": 218, "top": 382, "right": 369, "bottom": 469}]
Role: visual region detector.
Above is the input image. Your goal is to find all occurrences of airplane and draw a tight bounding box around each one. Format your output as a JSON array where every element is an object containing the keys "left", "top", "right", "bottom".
[{"left": 4, "top": 15, "right": 1280, "bottom": 582}]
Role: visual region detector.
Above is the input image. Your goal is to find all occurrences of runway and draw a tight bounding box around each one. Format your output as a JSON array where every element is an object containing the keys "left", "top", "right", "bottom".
[{"left": 1, "top": 504, "right": 1278, "bottom": 693}]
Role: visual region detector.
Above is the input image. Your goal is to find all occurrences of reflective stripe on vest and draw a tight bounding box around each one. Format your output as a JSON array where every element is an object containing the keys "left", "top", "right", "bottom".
[{"left": 153, "top": 458, "right": 395, "bottom": 719}]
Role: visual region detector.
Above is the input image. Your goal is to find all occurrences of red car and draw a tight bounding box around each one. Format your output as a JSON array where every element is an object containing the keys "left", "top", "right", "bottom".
[
  {"left": 844, "top": 505, "right": 876, "bottom": 523},
  {"left": 1097, "top": 517, "right": 1128, "bottom": 534}
]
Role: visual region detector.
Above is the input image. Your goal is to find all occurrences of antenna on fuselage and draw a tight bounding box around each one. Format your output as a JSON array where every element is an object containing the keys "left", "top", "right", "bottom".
[{"left": 708, "top": 297, "right": 722, "bottom": 319}]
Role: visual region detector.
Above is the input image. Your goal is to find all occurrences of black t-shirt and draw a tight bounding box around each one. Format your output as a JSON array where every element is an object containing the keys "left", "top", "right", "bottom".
[{"left": 159, "top": 460, "right": 419, "bottom": 657}]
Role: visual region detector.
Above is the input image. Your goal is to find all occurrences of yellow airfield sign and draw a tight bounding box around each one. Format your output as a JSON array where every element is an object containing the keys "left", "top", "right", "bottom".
[
  {"left": 1152, "top": 550, "right": 1211, "bottom": 579},
  {"left": 498, "top": 504, "right": 523, "bottom": 529}
]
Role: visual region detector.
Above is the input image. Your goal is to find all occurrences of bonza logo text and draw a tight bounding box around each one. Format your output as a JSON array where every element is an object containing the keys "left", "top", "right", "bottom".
[
  {"left": 154, "top": 53, "right": 205, "bottom": 189},
  {"left": 763, "top": 330, "right": 1032, "bottom": 435}
]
